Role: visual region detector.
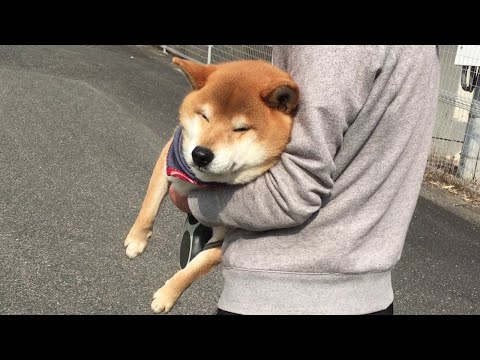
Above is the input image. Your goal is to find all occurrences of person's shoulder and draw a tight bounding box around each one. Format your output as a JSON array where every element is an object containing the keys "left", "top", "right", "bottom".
[{"left": 387, "top": 45, "right": 438, "bottom": 59}]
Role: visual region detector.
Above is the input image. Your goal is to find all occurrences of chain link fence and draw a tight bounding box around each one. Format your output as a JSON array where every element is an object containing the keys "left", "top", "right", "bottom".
[
  {"left": 161, "top": 45, "right": 272, "bottom": 64},
  {"left": 429, "top": 45, "right": 480, "bottom": 195},
  {"left": 162, "top": 45, "right": 480, "bottom": 195}
]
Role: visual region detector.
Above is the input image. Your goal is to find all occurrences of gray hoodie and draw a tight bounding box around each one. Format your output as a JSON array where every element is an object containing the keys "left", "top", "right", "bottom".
[{"left": 188, "top": 45, "right": 440, "bottom": 314}]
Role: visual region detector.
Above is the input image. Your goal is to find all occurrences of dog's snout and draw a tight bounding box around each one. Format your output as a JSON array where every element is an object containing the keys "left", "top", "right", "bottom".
[{"left": 192, "top": 146, "right": 214, "bottom": 167}]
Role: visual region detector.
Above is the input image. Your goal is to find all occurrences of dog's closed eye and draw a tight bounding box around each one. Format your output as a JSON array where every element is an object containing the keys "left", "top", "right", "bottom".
[
  {"left": 197, "top": 112, "right": 209, "bottom": 121},
  {"left": 233, "top": 126, "right": 250, "bottom": 132}
]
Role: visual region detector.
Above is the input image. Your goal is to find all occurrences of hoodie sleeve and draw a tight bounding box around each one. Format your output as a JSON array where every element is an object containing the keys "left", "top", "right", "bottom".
[{"left": 188, "top": 45, "right": 386, "bottom": 231}]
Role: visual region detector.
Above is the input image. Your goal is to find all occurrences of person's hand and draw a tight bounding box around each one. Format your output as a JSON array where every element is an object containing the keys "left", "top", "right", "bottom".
[{"left": 169, "top": 185, "right": 192, "bottom": 214}]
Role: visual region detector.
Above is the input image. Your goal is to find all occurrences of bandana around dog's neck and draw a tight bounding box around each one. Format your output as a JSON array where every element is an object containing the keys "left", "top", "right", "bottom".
[{"left": 166, "top": 127, "right": 224, "bottom": 187}]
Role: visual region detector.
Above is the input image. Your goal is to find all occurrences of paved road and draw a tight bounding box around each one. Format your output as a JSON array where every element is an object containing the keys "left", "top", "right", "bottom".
[
  {"left": 0, "top": 45, "right": 478, "bottom": 314},
  {"left": 395, "top": 185, "right": 479, "bottom": 314}
]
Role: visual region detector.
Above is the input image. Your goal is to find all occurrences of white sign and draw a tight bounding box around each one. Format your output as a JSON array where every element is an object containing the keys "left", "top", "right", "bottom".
[{"left": 454, "top": 45, "right": 480, "bottom": 66}]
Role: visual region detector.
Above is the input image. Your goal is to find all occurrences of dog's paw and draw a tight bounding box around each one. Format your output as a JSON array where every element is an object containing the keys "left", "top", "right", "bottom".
[
  {"left": 124, "top": 230, "right": 151, "bottom": 259},
  {"left": 151, "top": 285, "right": 180, "bottom": 314},
  {"left": 125, "top": 240, "right": 147, "bottom": 259}
]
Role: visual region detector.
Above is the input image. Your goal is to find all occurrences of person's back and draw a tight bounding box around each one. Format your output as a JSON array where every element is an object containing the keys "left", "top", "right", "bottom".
[{"left": 187, "top": 45, "right": 441, "bottom": 314}]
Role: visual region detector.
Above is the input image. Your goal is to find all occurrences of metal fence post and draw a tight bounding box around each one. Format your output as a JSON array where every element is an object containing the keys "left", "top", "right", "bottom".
[
  {"left": 459, "top": 84, "right": 480, "bottom": 181},
  {"left": 207, "top": 45, "right": 213, "bottom": 64}
]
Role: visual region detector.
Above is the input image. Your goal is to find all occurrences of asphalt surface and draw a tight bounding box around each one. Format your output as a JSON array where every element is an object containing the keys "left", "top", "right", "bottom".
[
  {"left": 395, "top": 184, "right": 479, "bottom": 314},
  {"left": 0, "top": 45, "right": 478, "bottom": 315}
]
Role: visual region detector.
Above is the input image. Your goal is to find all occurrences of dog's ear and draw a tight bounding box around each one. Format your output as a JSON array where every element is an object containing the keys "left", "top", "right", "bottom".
[
  {"left": 172, "top": 57, "right": 216, "bottom": 90},
  {"left": 261, "top": 80, "right": 299, "bottom": 115}
]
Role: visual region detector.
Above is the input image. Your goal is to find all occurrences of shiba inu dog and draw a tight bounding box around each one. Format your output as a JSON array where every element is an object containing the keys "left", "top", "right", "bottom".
[{"left": 124, "top": 56, "right": 299, "bottom": 313}]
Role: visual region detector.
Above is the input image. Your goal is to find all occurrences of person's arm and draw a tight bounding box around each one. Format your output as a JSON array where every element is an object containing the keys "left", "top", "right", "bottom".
[{"left": 188, "top": 45, "right": 387, "bottom": 231}]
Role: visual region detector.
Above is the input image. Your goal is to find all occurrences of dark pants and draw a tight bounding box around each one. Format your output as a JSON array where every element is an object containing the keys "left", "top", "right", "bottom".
[{"left": 216, "top": 303, "right": 394, "bottom": 315}]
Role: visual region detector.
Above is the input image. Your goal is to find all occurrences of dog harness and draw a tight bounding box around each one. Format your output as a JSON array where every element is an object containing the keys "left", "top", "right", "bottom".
[
  {"left": 166, "top": 128, "right": 224, "bottom": 264},
  {"left": 166, "top": 127, "right": 221, "bottom": 187},
  {"left": 179, "top": 214, "right": 224, "bottom": 269}
]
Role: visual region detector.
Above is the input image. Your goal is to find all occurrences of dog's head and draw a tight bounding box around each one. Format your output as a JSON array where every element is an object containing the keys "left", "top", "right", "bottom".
[{"left": 173, "top": 57, "right": 299, "bottom": 185}]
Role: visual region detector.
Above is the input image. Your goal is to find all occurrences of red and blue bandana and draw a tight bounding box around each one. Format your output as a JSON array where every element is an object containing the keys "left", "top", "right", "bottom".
[{"left": 166, "top": 127, "right": 223, "bottom": 187}]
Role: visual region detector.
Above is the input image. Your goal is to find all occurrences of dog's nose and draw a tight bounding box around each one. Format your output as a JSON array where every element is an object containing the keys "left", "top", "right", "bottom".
[{"left": 192, "top": 146, "right": 214, "bottom": 167}]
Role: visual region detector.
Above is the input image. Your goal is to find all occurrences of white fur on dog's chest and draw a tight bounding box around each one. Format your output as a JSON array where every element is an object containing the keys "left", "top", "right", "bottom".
[{"left": 168, "top": 176, "right": 202, "bottom": 196}]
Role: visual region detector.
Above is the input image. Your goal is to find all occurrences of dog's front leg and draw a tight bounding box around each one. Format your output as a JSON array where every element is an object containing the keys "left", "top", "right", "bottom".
[
  {"left": 151, "top": 226, "right": 225, "bottom": 313},
  {"left": 124, "top": 139, "right": 172, "bottom": 259}
]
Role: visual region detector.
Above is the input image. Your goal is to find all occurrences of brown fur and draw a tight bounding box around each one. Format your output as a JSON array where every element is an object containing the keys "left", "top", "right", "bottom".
[{"left": 124, "top": 57, "right": 299, "bottom": 313}]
